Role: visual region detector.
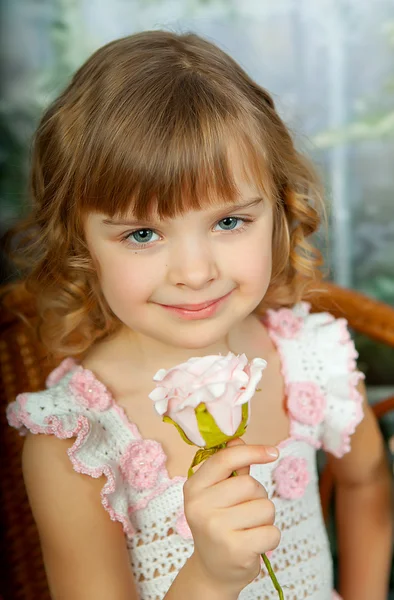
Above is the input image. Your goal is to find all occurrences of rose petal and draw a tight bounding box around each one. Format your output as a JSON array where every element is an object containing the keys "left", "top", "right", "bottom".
[
  {"left": 168, "top": 405, "right": 206, "bottom": 446},
  {"left": 207, "top": 402, "right": 243, "bottom": 437},
  {"left": 207, "top": 382, "right": 227, "bottom": 398},
  {"left": 236, "top": 358, "right": 267, "bottom": 405}
]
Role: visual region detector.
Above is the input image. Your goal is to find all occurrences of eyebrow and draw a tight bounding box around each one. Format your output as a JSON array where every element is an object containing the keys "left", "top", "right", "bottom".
[{"left": 101, "top": 197, "right": 264, "bottom": 227}]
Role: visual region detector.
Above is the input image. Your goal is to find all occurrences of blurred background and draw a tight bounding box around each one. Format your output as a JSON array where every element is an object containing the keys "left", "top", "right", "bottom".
[
  {"left": 1, "top": 0, "right": 393, "bottom": 390},
  {"left": 0, "top": 0, "right": 393, "bottom": 595}
]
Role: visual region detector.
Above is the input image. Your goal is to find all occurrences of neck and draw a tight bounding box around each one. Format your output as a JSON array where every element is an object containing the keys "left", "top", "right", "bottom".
[{"left": 113, "top": 326, "right": 234, "bottom": 375}]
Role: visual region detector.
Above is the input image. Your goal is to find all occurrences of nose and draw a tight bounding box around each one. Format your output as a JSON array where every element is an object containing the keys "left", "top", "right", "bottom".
[{"left": 168, "top": 239, "right": 219, "bottom": 290}]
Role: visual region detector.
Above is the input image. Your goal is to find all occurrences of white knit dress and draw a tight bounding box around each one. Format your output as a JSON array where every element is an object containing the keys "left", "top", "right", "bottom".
[{"left": 7, "top": 303, "right": 363, "bottom": 600}]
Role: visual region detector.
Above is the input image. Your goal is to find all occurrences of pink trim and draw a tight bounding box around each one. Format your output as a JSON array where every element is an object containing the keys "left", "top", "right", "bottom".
[
  {"left": 337, "top": 318, "right": 359, "bottom": 370},
  {"left": 111, "top": 403, "right": 142, "bottom": 439},
  {"left": 46, "top": 358, "right": 77, "bottom": 388},
  {"left": 175, "top": 508, "right": 193, "bottom": 539},
  {"left": 111, "top": 402, "right": 188, "bottom": 484},
  {"left": 265, "top": 326, "right": 322, "bottom": 450},
  {"left": 330, "top": 319, "right": 364, "bottom": 457},
  {"left": 7, "top": 394, "right": 135, "bottom": 538},
  {"left": 264, "top": 311, "right": 365, "bottom": 457},
  {"left": 47, "top": 359, "right": 185, "bottom": 486},
  {"left": 263, "top": 328, "right": 294, "bottom": 448},
  {"left": 7, "top": 393, "right": 31, "bottom": 434},
  {"left": 333, "top": 371, "right": 364, "bottom": 458},
  {"left": 263, "top": 307, "right": 304, "bottom": 339},
  {"left": 65, "top": 365, "right": 186, "bottom": 484},
  {"left": 129, "top": 475, "right": 186, "bottom": 515}
]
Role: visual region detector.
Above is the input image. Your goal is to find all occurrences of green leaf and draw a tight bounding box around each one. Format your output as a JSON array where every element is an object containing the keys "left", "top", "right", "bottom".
[
  {"left": 163, "top": 416, "right": 196, "bottom": 446},
  {"left": 196, "top": 402, "right": 249, "bottom": 448}
]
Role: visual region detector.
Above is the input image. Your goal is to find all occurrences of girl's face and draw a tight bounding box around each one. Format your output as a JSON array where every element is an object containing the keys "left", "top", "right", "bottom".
[{"left": 84, "top": 164, "right": 274, "bottom": 352}]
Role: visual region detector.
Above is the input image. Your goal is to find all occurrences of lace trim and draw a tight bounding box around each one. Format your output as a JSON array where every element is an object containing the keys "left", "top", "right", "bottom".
[
  {"left": 264, "top": 304, "right": 364, "bottom": 457},
  {"left": 8, "top": 361, "right": 187, "bottom": 536},
  {"left": 265, "top": 305, "right": 324, "bottom": 450},
  {"left": 7, "top": 391, "right": 135, "bottom": 538},
  {"left": 333, "top": 319, "right": 365, "bottom": 456}
]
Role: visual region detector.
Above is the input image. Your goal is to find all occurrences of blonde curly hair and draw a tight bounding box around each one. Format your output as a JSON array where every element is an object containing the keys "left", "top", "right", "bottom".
[{"left": 6, "top": 30, "right": 324, "bottom": 356}]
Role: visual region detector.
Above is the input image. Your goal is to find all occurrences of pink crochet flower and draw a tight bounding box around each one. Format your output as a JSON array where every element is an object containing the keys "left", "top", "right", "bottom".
[
  {"left": 46, "top": 357, "right": 77, "bottom": 388},
  {"left": 69, "top": 368, "right": 112, "bottom": 411},
  {"left": 287, "top": 382, "right": 326, "bottom": 425},
  {"left": 264, "top": 308, "right": 303, "bottom": 338},
  {"left": 120, "top": 440, "right": 167, "bottom": 490},
  {"left": 273, "top": 456, "right": 310, "bottom": 499},
  {"left": 175, "top": 509, "right": 193, "bottom": 539}
]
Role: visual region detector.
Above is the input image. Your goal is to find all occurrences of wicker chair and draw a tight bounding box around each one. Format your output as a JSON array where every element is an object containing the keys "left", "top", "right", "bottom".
[{"left": 1, "top": 281, "right": 394, "bottom": 600}]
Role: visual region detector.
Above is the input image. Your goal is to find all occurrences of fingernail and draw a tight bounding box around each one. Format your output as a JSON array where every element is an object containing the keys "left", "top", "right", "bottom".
[{"left": 266, "top": 447, "right": 279, "bottom": 459}]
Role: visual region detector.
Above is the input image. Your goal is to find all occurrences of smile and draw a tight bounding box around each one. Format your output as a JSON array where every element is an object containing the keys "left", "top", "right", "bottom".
[{"left": 157, "top": 290, "right": 234, "bottom": 320}]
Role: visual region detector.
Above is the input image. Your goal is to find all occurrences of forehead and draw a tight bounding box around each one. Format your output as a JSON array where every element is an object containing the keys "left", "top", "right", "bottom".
[
  {"left": 104, "top": 144, "right": 271, "bottom": 225},
  {"left": 76, "top": 107, "right": 276, "bottom": 223}
]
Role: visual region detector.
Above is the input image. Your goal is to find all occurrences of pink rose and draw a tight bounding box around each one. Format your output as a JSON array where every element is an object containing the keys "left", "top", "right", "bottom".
[
  {"left": 149, "top": 353, "right": 266, "bottom": 446},
  {"left": 273, "top": 456, "right": 310, "bottom": 499},
  {"left": 287, "top": 382, "right": 326, "bottom": 425}
]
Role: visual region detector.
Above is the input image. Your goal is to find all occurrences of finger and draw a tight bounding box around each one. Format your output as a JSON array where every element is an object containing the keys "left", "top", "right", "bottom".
[
  {"left": 208, "top": 474, "right": 268, "bottom": 507},
  {"left": 226, "top": 438, "right": 249, "bottom": 476},
  {"left": 224, "top": 498, "right": 275, "bottom": 531},
  {"left": 236, "top": 525, "right": 281, "bottom": 555},
  {"left": 189, "top": 442, "right": 279, "bottom": 490}
]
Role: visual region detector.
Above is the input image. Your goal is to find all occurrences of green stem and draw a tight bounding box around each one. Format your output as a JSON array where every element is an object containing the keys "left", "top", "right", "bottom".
[
  {"left": 188, "top": 446, "right": 284, "bottom": 599},
  {"left": 261, "top": 553, "right": 284, "bottom": 600},
  {"left": 231, "top": 468, "right": 284, "bottom": 599}
]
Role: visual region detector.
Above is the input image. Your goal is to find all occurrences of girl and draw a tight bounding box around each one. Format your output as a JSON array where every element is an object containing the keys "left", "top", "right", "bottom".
[{"left": 6, "top": 30, "right": 392, "bottom": 600}]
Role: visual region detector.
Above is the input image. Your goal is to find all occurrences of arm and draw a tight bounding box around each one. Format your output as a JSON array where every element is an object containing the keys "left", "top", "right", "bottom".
[
  {"left": 22, "top": 433, "right": 139, "bottom": 599},
  {"left": 327, "top": 380, "right": 393, "bottom": 600},
  {"left": 23, "top": 434, "right": 277, "bottom": 600}
]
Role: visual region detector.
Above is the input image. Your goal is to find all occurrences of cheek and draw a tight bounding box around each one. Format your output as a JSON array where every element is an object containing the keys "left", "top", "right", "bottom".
[
  {"left": 229, "top": 226, "right": 273, "bottom": 287},
  {"left": 95, "top": 247, "right": 156, "bottom": 308},
  {"left": 241, "top": 244, "right": 272, "bottom": 289}
]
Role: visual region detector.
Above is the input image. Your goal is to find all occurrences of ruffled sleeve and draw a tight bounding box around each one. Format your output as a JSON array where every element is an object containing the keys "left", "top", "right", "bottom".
[
  {"left": 318, "top": 316, "right": 365, "bottom": 458},
  {"left": 6, "top": 364, "right": 136, "bottom": 538},
  {"left": 264, "top": 303, "right": 364, "bottom": 455}
]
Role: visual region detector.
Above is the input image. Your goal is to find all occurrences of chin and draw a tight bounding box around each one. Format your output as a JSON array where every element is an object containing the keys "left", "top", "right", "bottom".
[{"left": 162, "top": 321, "right": 234, "bottom": 351}]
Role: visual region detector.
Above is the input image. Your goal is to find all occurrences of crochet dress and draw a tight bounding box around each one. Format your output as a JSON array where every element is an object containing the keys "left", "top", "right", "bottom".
[{"left": 7, "top": 303, "right": 363, "bottom": 600}]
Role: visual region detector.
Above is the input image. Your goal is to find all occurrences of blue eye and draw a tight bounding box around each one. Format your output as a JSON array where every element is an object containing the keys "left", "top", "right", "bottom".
[
  {"left": 128, "top": 229, "right": 159, "bottom": 244},
  {"left": 216, "top": 217, "right": 241, "bottom": 231}
]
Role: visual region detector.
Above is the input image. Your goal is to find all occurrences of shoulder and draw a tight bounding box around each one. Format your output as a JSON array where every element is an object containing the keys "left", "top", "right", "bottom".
[
  {"left": 263, "top": 302, "right": 359, "bottom": 379},
  {"left": 7, "top": 358, "right": 137, "bottom": 539},
  {"left": 264, "top": 301, "right": 351, "bottom": 343},
  {"left": 7, "top": 357, "right": 116, "bottom": 439},
  {"left": 22, "top": 432, "right": 106, "bottom": 510},
  {"left": 264, "top": 301, "right": 359, "bottom": 365}
]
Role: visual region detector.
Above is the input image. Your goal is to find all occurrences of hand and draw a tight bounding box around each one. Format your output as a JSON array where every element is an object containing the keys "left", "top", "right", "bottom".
[{"left": 183, "top": 438, "right": 280, "bottom": 595}]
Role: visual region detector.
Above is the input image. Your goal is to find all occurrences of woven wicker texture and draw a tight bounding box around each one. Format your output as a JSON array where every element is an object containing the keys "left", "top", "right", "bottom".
[{"left": 1, "top": 281, "right": 393, "bottom": 599}]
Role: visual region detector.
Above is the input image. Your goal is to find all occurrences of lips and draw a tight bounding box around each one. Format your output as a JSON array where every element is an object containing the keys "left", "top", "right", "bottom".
[{"left": 162, "top": 292, "right": 232, "bottom": 311}]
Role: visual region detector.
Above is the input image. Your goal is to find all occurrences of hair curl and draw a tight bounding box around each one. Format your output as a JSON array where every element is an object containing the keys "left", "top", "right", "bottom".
[{"left": 5, "top": 30, "right": 325, "bottom": 357}]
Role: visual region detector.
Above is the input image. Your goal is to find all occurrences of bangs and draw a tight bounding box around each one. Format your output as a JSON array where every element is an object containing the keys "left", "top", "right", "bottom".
[{"left": 73, "top": 75, "right": 275, "bottom": 221}]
